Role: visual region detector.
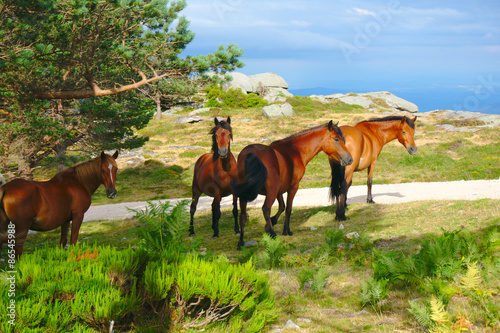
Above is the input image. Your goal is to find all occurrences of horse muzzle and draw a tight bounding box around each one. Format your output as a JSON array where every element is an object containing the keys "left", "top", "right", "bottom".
[
  {"left": 407, "top": 146, "right": 418, "bottom": 155},
  {"left": 106, "top": 189, "right": 117, "bottom": 199},
  {"left": 218, "top": 147, "right": 228, "bottom": 159},
  {"left": 340, "top": 154, "right": 354, "bottom": 167}
]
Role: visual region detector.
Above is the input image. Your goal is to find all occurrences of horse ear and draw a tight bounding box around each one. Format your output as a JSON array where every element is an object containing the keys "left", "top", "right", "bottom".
[
  {"left": 112, "top": 150, "right": 119, "bottom": 159},
  {"left": 328, "top": 120, "right": 334, "bottom": 130},
  {"left": 227, "top": 116, "right": 231, "bottom": 124},
  {"left": 214, "top": 117, "right": 219, "bottom": 126},
  {"left": 400, "top": 117, "right": 407, "bottom": 125},
  {"left": 100, "top": 151, "right": 106, "bottom": 159},
  {"left": 412, "top": 116, "right": 417, "bottom": 123}
]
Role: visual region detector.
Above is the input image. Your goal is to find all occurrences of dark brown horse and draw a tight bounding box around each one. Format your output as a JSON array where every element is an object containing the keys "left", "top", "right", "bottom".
[
  {"left": 232, "top": 121, "right": 353, "bottom": 249},
  {"left": 0, "top": 151, "right": 119, "bottom": 258},
  {"left": 330, "top": 115, "right": 417, "bottom": 220},
  {"left": 190, "top": 117, "right": 239, "bottom": 239}
]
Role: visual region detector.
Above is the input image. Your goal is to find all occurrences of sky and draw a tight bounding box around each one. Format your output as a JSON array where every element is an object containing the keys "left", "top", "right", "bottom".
[{"left": 181, "top": 0, "right": 500, "bottom": 113}]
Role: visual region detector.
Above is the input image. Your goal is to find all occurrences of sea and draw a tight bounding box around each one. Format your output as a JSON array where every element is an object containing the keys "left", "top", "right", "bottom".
[{"left": 289, "top": 87, "right": 500, "bottom": 115}]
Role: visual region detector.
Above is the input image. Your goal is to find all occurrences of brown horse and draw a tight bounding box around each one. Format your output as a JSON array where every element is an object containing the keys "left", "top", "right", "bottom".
[
  {"left": 190, "top": 117, "right": 239, "bottom": 239},
  {"left": 0, "top": 151, "right": 119, "bottom": 258},
  {"left": 330, "top": 115, "right": 417, "bottom": 220},
  {"left": 232, "top": 121, "right": 353, "bottom": 249}
]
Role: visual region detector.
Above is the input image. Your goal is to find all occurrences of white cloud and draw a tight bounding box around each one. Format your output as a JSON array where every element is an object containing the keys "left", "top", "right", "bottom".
[{"left": 350, "top": 7, "right": 376, "bottom": 16}]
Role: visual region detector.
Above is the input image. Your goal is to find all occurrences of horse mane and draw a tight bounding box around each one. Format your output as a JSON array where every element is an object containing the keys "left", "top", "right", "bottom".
[
  {"left": 271, "top": 122, "right": 346, "bottom": 145},
  {"left": 60, "top": 154, "right": 116, "bottom": 190},
  {"left": 360, "top": 115, "right": 415, "bottom": 129},
  {"left": 210, "top": 120, "right": 233, "bottom": 160}
]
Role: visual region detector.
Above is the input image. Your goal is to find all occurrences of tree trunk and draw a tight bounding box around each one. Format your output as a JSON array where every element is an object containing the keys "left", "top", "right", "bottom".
[{"left": 155, "top": 96, "right": 162, "bottom": 120}]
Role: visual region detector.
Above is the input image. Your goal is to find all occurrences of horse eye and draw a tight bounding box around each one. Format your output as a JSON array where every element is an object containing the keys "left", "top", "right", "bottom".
[
  {"left": 334, "top": 138, "right": 339, "bottom": 142},
  {"left": 402, "top": 131, "right": 406, "bottom": 134}
]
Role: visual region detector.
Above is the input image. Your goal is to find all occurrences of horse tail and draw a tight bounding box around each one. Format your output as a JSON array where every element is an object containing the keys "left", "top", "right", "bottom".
[
  {"left": 329, "top": 157, "right": 345, "bottom": 202},
  {"left": 232, "top": 153, "right": 267, "bottom": 202}
]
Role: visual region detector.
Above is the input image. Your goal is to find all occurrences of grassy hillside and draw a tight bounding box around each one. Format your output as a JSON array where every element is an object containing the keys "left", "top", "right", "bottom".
[
  {"left": 82, "top": 96, "right": 499, "bottom": 205},
  {"left": 6, "top": 97, "right": 500, "bottom": 332}
]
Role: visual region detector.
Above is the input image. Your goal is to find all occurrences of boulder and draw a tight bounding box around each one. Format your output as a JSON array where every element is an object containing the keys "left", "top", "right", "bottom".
[
  {"left": 262, "top": 87, "right": 294, "bottom": 103},
  {"left": 336, "top": 95, "right": 373, "bottom": 109},
  {"left": 262, "top": 103, "right": 294, "bottom": 118},
  {"left": 249, "top": 72, "right": 289, "bottom": 89},
  {"left": 222, "top": 72, "right": 256, "bottom": 94},
  {"left": 364, "top": 91, "right": 419, "bottom": 112},
  {"left": 173, "top": 115, "right": 204, "bottom": 124}
]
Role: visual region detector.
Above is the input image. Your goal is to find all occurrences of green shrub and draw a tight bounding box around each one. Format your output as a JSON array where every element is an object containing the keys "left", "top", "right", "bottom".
[
  {"left": 0, "top": 244, "right": 140, "bottom": 332},
  {"left": 204, "top": 86, "right": 268, "bottom": 109},
  {"left": 143, "top": 256, "right": 278, "bottom": 331}
]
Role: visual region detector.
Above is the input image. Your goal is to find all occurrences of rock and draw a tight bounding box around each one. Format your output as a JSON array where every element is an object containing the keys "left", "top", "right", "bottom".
[
  {"left": 222, "top": 72, "right": 256, "bottom": 94},
  {"left": 262, "top": 103, "right": 294, "bottom": 118},
  {"left": 338, "top": 223, "right": 344, "bottom": 230},
  {"left": 336, "top": 95, "right": 373, "bottom": 109},
  {"left": 345, "top": 232, "right": 360, "bottom": 239},
  {"left": 297, "top": 318, "right": 311, "bottom": 323},
  {"left": 364, "top": 91, "right": 419, "bottom": 112},
  {"left": 325, "top": 93, "right": 345, "bottom": 100},
  {"left": 0, "top": 173, "right": 5, "bottom": 185},
  {"left": 244, "top": 240, "right": 259, "bottom": 247},
  {"left": 188, "top": 107, "right": 212, "bottom": 116},
  {"left": 249, "top": 72, "right": 289, "bottom": 89},
  {"left": 284, "top": 319, "right": 300, "bottom": 330},
  {"left": 310, "top": 226, "right": 317, "bottom": 231},
  {"left": 173, "top": 115, "right": 204, "bottom": 124},
  {"left": 263, "top": 87, "right": 294, "bottom": 103}
]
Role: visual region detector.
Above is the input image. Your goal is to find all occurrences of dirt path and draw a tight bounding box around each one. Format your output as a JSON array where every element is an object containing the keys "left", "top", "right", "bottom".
[{"left": 83, "top": 179, "right": 500, "bottom": 222}]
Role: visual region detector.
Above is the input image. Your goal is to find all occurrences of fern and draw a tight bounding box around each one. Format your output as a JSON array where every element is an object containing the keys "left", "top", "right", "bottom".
[
  {"left": 460, "top": 262, "right": 482, "bottom": 291},
  {"left": 408, "top": 300, "right": 434, "bottom": 328},
  {"left": 429, "top": 295, "right": 449, "bottom": 326},
  {"left": 257, "top": 234, "right": 287, "bottom": 269},
  {"left": 359, "top": 278, "right": 389, "bottom": 307}
]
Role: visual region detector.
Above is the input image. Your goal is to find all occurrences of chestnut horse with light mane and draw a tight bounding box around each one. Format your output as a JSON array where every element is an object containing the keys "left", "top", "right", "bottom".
[
  {"left": 0, "top": 151, "right": 119, "bottom": 258},
  {"left": 330, "top": 116, "right": 417, "bottom": 220},
  {"left": 232, "top": 121, "right": 353, "bottom": 249}
]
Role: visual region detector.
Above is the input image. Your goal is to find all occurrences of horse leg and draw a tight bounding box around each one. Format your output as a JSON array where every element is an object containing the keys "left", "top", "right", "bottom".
[
  {"left": 211, "top": 194, "right": 222, "bottom": 239},
  {"left": 60, "top": 220, "right": 70, "bottom": 249},
  {"left": 13, "top": 228, "right": 29, "bottom": 259},
  {"left": 336, "top": 170, "right": 352, "bottom": 221},
  {"left": 262, "top": 192, "right": 278, "bottom": 238},
  {"left": 271, "top": 193, "right": 285, "bottom": 226},
  {"left": 189, "top": 189, "right": 201, "bottom": 237},
  {"left": 283, "top": 186, "right": 299, "bottom": 236},
  {"left": 237, "top": 200, "right": 248, "bottom": 250},
  {"left": 232, "top": 195, "right": 239, "bottom": 234},
  {"left": 69, "top": 213, "right": 84, "bottom": 245},
  {"left": 367, "top": 162, "right": 377, "bottom": 203}
]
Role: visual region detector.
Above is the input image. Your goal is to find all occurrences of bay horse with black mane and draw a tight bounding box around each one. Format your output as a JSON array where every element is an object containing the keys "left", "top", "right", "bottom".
[
  {"left": 232, "top": 121, "right": 353, "bottom": 249},
  {"left": 190, "top": 117, "right": 239, "bottom": 239},
  {"left": 330, "top": 115, "right": 417, "bottom": 220},
  {"left": 0, "top": 151, "right": 119, "bottom": 258}
]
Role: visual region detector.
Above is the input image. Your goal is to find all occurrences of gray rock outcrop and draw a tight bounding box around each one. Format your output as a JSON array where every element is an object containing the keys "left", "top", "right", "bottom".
[
  {"left": 262, "top": 103, "right": 294, "bottom": 118},
  {"left": 364, "top": 91, "right": 419, "bottom": 113},
  {"left": 249, "top": 72, "right": 289, "bottom": 90},
  {"left": 222, "top": 72, "right": 256, "bottom": 94}
]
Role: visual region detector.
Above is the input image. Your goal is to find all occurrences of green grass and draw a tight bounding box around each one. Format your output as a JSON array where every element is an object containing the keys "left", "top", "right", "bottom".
[{"left": 13, "top": 199, "right": 500, "bottom": 332}]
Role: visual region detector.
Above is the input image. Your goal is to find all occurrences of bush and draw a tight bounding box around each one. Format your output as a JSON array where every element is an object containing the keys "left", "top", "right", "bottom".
[
  {"left": 254, "top": 234, "right": 287, "bottom": 269},
  {"left": 143, "top": 256, "right": 278, "bottom": 331},
  {"left": 204, "top": 86, "right": 268, "bottom": 109}
]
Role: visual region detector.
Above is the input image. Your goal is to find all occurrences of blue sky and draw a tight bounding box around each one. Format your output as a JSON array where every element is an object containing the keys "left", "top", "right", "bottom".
[{"left": 181, "top": 0, "right": 500, "bottom": 112}]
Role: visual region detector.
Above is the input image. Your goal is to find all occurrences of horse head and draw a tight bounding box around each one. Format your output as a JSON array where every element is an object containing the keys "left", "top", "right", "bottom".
[
  {"left": 211, "top": 117, "right": 233, "bottom": 160},
  {"left": 100, "top": 151, "right": 119, "bottom": 199},
  {"left": 398, "top": 116, "right": 418, "bottom": 155},
  {"left": 324, "top": 121, "right": 353, "bottom": 166}
]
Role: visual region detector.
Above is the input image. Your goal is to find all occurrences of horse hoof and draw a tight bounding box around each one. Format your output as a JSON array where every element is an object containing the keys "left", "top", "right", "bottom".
[
  {"left": 335, "top": 215, "right": 347, "bottom": 221},
  {"left": 282, "top": 230, "right": 293, "bottom": 236},
  {"left": 189, "top": 233, "right": 196, "bottom": 237},
  {"left": 234, "top": 230, "right": 240, "bottom": 235},
  {"left": 212, "top": 235, "right": 219, "bottom": 239},
  {"left": 271, "top": 217, "right": 278, "bottom": 226}
]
